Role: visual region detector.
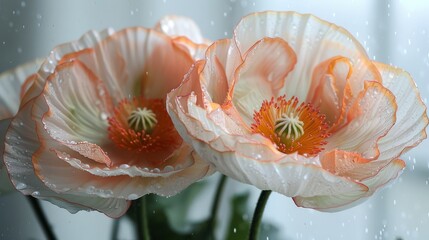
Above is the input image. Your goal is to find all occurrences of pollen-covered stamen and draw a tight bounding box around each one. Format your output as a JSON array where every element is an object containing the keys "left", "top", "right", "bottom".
[
  {"left": 251, "top": 96, "right": 330, "bottom": 156},
  {"left": 127, "top": 107, "right": 158, "bottom": 133},
  {"left": 274, "top": 112, "right": 304, "bottom": 140},
  {"left": 107, "top": 97, "right": 182, "bottom": 154}
]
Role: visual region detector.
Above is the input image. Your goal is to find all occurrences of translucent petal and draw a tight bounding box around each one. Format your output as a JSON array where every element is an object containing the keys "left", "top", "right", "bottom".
[{"left": 374, "top": 63, "right": 429, "bottom": 161}]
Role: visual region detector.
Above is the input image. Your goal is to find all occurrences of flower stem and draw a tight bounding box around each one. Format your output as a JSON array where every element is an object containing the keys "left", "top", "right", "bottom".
[
  {"left": 248, "top": 190, "right": 272, "bottom": 240},
  {"left": 27, "top": 196, "right": 57, "bottom": 240},
  {"left": 208, "top": 174, "right": 227, "bottom": 238},
  {"left": 110, "top": 218, "right": 120, "bottom": 240},
  {"left": 137, "top": 196, "right": 150, "bottom": 240}
]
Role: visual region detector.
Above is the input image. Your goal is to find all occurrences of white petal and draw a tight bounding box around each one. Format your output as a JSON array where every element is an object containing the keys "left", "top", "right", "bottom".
[
  {"left": 0, "top": 58, "right": 44, "bottom": 119},
  {"left": 294, "top": 159, "right": 404, "bottom": 211},
  {"left": 154, "top": 15, "right": 207, "bottom": 44},
  {"left": 326, "top": 81, "right": 397, "bottom": 159},
  {"left": 234, "top": 11, "right": 380, "bottom": 100},
  {"left": 374, "top": 62, "right": 429, "bottom": 161},
  {"left": 20, "top": 29, "right": 114, "bottom": 107},
  {"left": 231, "top": 37, "right": 297, "bottom": 124},
  {"left": 194, "top": 137, "right": 367, "bottom": 198},
  {"left": 0, "top": 118, "right": 14, "bottom": 194},
  {"left": 92, "top": 28, "right": 194, "bottom": 100},
  {"left": 3, "top": 100, "right": 129, "bottom": 217}
]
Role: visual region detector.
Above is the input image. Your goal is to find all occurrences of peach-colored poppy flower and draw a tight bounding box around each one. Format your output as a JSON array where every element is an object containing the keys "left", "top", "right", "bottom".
[
  {"left": 1, "top": 16, "right": 213, "bottom": 217},
  {"left": 167, "top": 11, "right": 428, "bottom": 211}
]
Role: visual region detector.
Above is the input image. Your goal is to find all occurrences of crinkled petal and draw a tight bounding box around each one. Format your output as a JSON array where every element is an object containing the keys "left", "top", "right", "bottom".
[
  {"left": 154, "top": 15, "right": 207, "bottom": 44},
  {"left": 154, "top": 16, "right": 210, "bottom": 60},
  {"left": 0, "top": 58, "right": 44, "bottom": 119},
  {"left": 201, "top": 39, "right": 243, "bottom": 104},
  {"left": 193, "top": 137, "right": 368, "bottom": 197},
  {"left": 20, "top": 29, "right": 115, "bottom": 108},
  {"left": 321, "top": 150, "right": 383, "bottom": 180},
  {"left": 42, "top": 61, "right": 113, "bottom": 142},
  {"left": 234, "top": 11, "right": 381, "bottom": 101},
  {"left": 231, "top": 37, "right": 297, "bottom": 124},
  {"left": 33, "top": 141, "right": 213, "bottom": 200},
  {"left": 326, "top": 81, "right": 397, "bottom": 159},
  {"left": 306, "top": 56, "right": 354, "bottom": 126},
  {"left": 374, "top": 63, "right": 429, "bottom": 161},
  {"left": 93, "top": 28, "right": 194, "bottom": 100},
  {"left": 169, "top": 89, "right": 368, "bottom": 197},
  {"left": 3, "top": 101, "right": 130, "bottom": 217},
  {"left": 55, "top": 145, "right": 195, "bottom": 178},
  {"left": 294, "top": 159, "right": 404, "bottom": 211},
  {"left": 34, "top": 61, "right": 113, "bottom": 166},
  {"left": 171, "top": 37, "right": 209, "bottom": 60},
  {"left": 0, "top": 118, "right": 14, "bottom": 194}
]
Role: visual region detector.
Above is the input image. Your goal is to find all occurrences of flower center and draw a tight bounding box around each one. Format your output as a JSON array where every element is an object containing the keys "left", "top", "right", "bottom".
[
  {"left": 251, "top": 96, "right": 330, "bottom": 156},
  {"left": 127, "top": 107, "right": 157, "bottom": 133},
  {"left": 274, "top": 112, "right": 304, "bottom": 140},
  {"left": 107, "top": 97, "right": 181, "bottom": 153}
]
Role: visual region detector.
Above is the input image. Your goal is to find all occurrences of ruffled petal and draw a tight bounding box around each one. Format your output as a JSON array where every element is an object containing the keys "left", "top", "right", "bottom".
[
  {"left": 154, "top": 15, "right": 207, "bottom": 44},
  {"left": 33, "top": 140, "right": 213, "bottom": 200},
  {"left": 294, "top": 159, "right": 404, "bottom": 211},
  {"left": 55, "top": 145, "right": 195, "bottom": 178},
  {"left": 0, "top": 118, "right": 14, "bottom": 194},
  {"left": 20, "top": 29, "right": 115, "bottom": 108},
  {"left": 234, "top": 11, "right": 381, "bottom": 101},
  {"left": 0, "top": 58, "right": 44, "bottom": 119},
  {"left": 3, "top": 100, "right": 130, "bottom": 217},
  {"left": 306, "top": 56, "right": 354, "bottom": 126},
  {"left": 374, "top": 63, "right": 429, "bottom": 161},
  {"left": 43, "top": 61, "right": 113, "bottom": 142},
  {"left": 169, "top": 89, "right": 368, "bottom": 198},
  {"left": 202, "top": 39, "right": 243, "bottom": 104},
  {"left": 34, "top": 61, "right": 113, "bottom": 166},
  {"left": 92, "top": 28, "right": 194, "bottom": 100},
  {"left": 194, "top": 136, "right": 367, "bottom": 198},
  {"left": 321, "top": 150, "right": 381, "bottom": 180},
  {"left": 231, "top": 37, "right": 297, "bottom": 124},
  {"left": 325, "top": 81, "right": 397, "bottom": 159}
]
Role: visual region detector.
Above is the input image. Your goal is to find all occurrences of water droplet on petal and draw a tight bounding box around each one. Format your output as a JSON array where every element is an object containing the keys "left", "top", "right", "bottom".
[
  {"left": 128, "top": 193, "right": 138, "bottom": 200},
  {"left": 16, "top": 182, "right": 27, "bottom": 190},
  {"left": 119, "top": 164, "right": 130, "bottom": 169}
]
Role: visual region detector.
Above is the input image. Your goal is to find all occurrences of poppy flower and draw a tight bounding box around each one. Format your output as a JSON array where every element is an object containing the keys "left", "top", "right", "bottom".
[
  {"left": 1, "top": 16, "right": 213, "bottom": 217},
  {"left": 167, "top": 11, "right": 428, "bottom": 211}
]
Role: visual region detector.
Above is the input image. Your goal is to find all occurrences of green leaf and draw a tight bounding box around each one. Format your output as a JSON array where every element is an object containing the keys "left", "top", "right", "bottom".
[{"left": 126, "top": 181, "right": 214, "bottom": 239}]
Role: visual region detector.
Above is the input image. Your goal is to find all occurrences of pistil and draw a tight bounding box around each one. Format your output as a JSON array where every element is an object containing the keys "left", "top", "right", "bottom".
[{"left": 127, "top": 107, "right": 157, "bottom": 133}]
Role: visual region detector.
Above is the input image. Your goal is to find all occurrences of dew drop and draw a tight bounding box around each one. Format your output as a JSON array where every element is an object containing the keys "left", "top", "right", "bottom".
[
  {"left": 119, "top": 164, "right": 130, "bottom": 169},
  {"left": 16, "top": 182, "right": 27, "bottom": 190},
  {"left": 128, "top": 193, "right": 138, "bottom": 200},
  {"left": 164, "top": 165, "right": 174, "bottom": 172}
]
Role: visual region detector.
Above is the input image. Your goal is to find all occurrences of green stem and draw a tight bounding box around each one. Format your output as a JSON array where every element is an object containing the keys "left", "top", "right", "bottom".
[
  {"left": 248, "top": 190, "right": 272, "bottom": 240},
  {"left": 136, "top": 196, "right": 150, "bottom": 240},
  {"left": 27, "top": 196, "right": 57, "bottom": 240},
  {"left": 208, "top": 175, "right": 227, "bottom": 238},
  {"left": 110, "top": 218, "right": 120, "bottom": 240}
]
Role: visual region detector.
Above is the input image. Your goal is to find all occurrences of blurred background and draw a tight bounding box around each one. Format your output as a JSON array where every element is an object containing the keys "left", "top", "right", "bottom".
[{"left": 0, "top": 0, "right": 428, "bottom": 239}]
